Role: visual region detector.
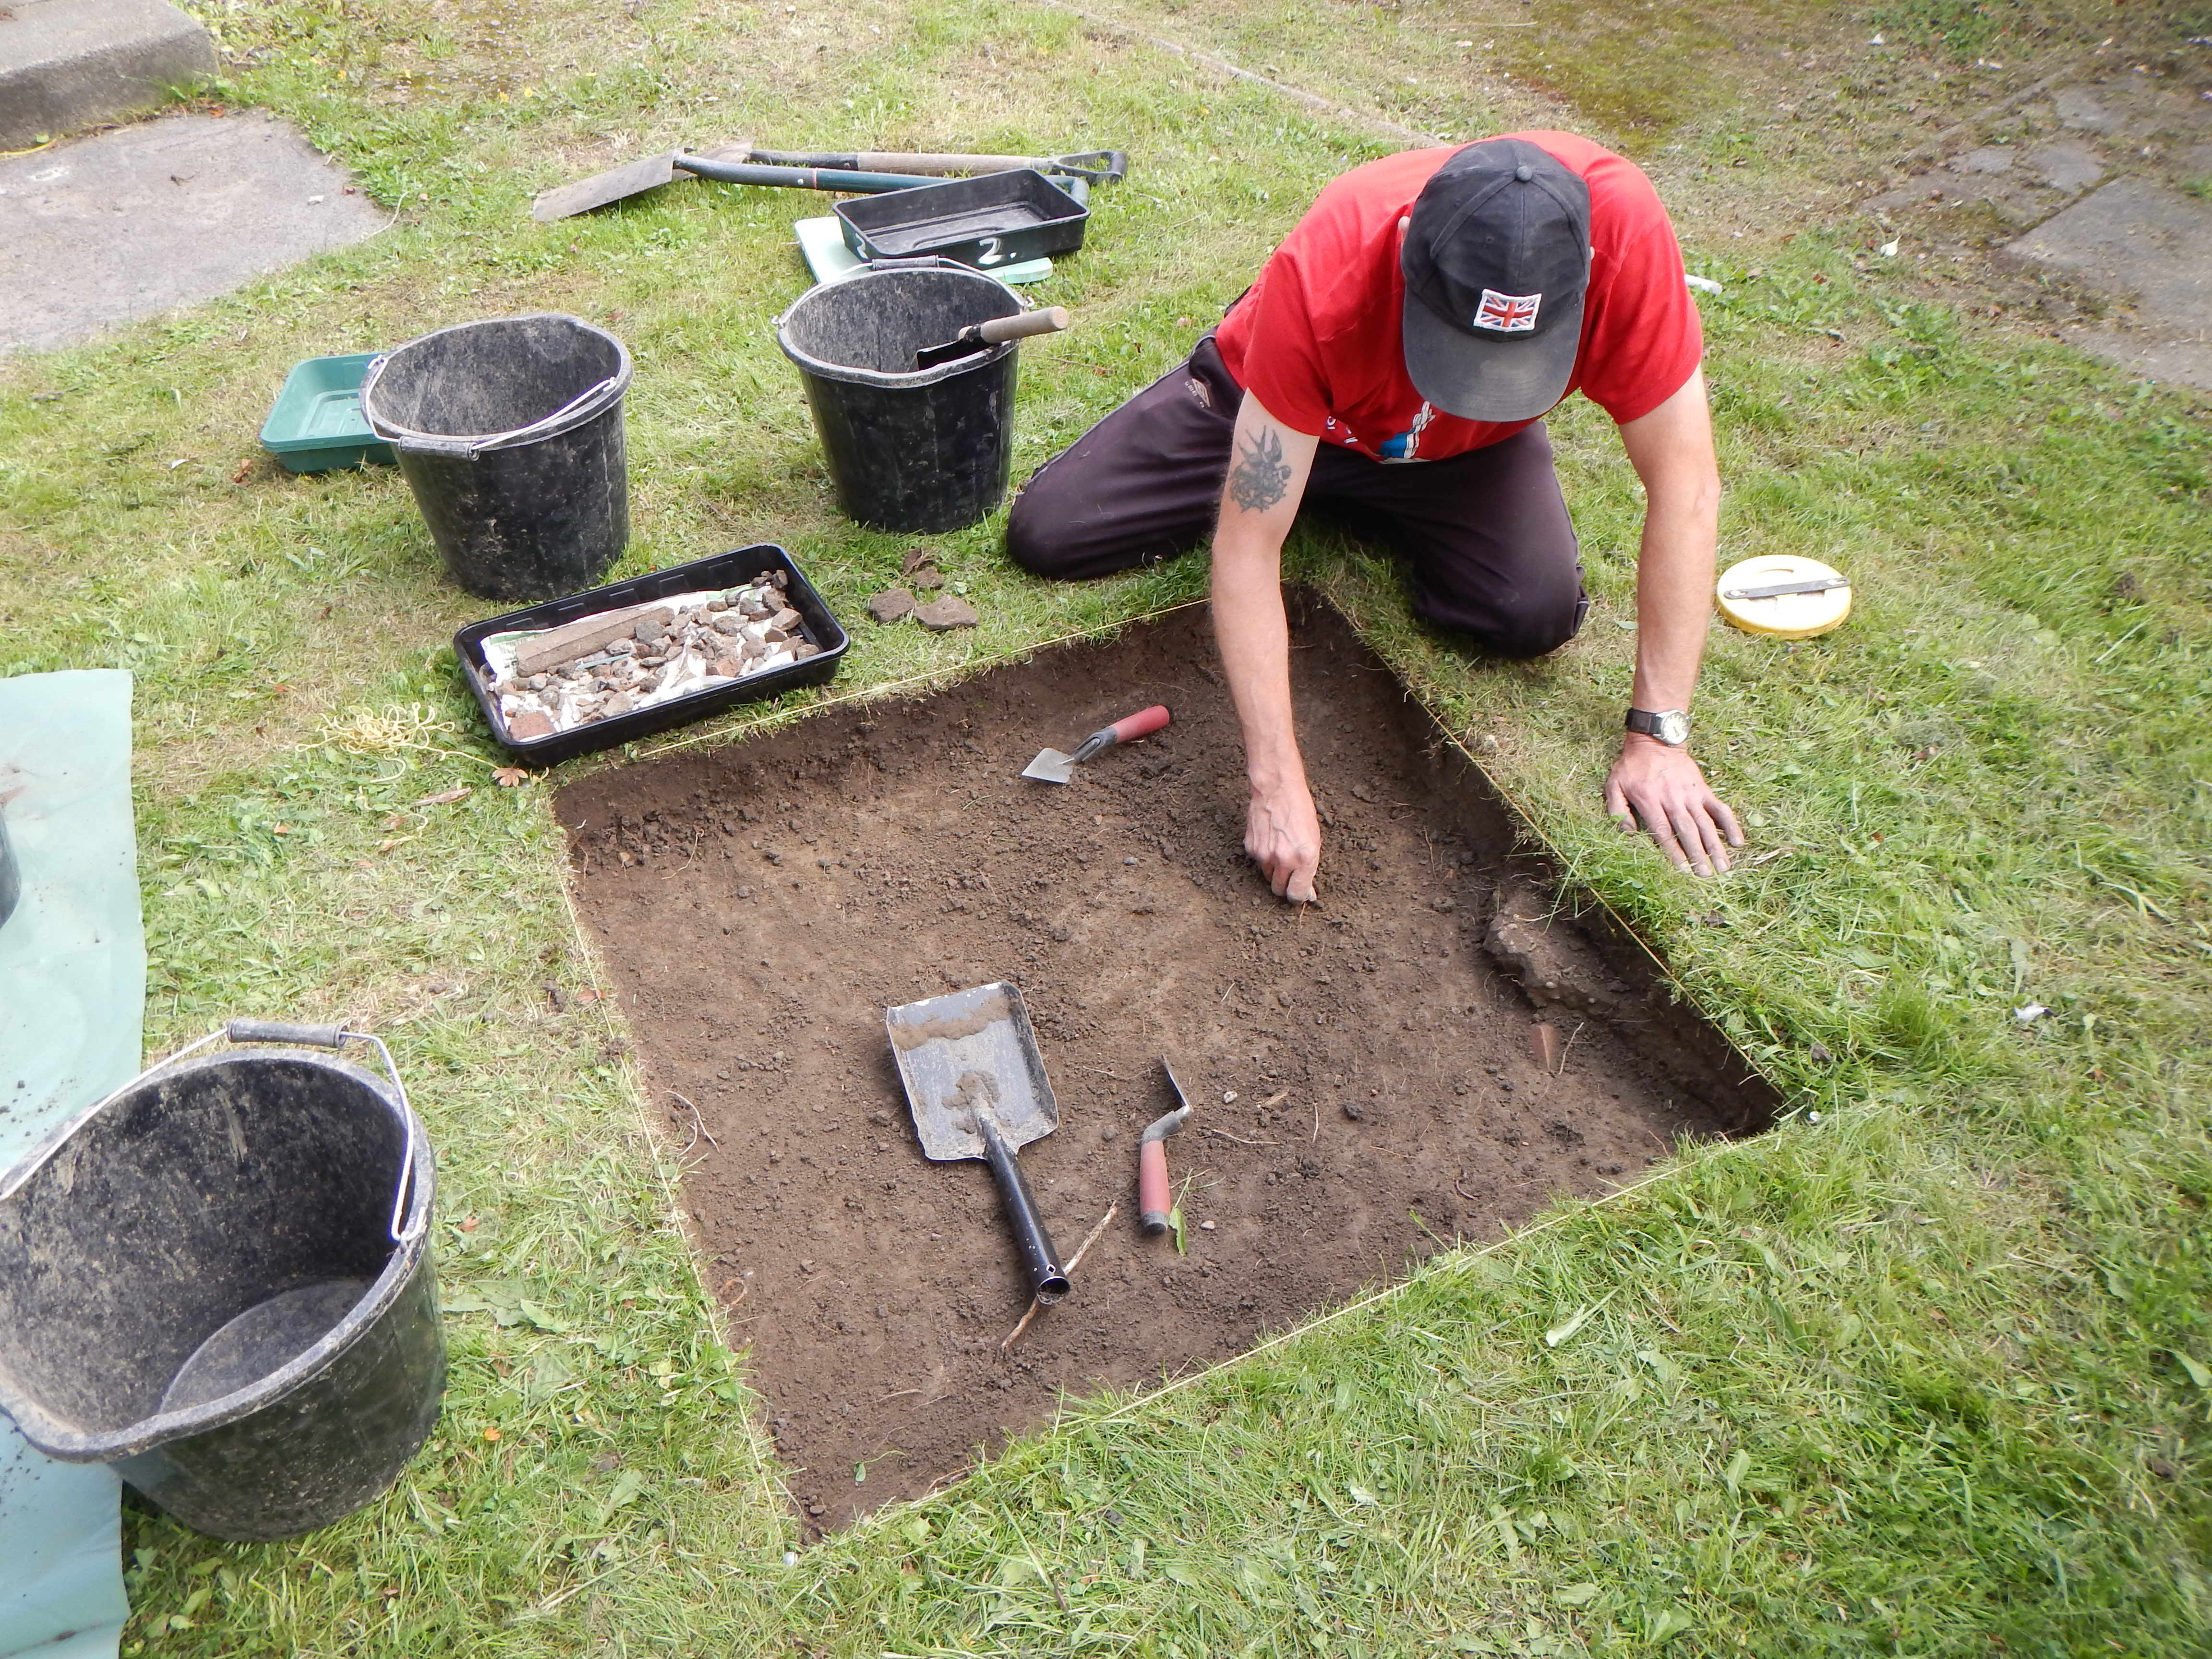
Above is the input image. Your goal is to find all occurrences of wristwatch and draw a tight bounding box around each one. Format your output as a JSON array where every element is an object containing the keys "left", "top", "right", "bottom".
[{"left": 1625, "top": 708, "right": 1691, "bottom": 746}]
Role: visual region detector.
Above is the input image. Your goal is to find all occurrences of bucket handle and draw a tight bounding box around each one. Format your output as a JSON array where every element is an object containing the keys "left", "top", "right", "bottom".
[
  {"left": 359, "top": 355, "right": 622, "bottom": 461},
  {"left": 0, "top": 1022, "right": 426, "bottom": 1245}
]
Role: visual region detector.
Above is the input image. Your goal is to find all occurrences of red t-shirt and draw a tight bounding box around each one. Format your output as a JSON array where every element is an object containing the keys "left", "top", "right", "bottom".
[{"left": 1213, "top": 132, "right": 1701, "bottom": 462}]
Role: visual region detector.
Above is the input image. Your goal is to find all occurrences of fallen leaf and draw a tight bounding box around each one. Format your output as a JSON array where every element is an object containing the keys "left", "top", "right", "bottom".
[
  {"left": 1554, "top": 1582, "right": 1601, "bottom": 1608},
  {"left": 483, "top": 1427, "right": 502, "bottom": 1442},
  {"left": 2176, "top": 1351, "right": 2211, "bottom": 1389},
  {"left": 901, "top": 546, "right": 938, "bottom": 576},
  {"left": 492, "top": 766, "right": 529, "bottom": 787},
  {"left": 411, "top": 787, "right": 470, "bottom": 806}
]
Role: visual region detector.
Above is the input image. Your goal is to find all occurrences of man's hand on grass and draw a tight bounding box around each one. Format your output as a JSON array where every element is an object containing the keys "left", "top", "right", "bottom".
[
  {"left": 1604, "top": 734, "right": 1743, "bottom": 877},
  {"left": 1246, "top": 772, "right": 1321, "bottom": 903}
]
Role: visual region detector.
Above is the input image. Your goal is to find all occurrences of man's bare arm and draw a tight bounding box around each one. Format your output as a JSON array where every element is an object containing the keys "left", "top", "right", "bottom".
[
  {"left": 1606, "top": 368, "right": 1743, "bottom": 875},
  {"left": 1211, "top": 392, "right": 1322, "bottom": 901}
]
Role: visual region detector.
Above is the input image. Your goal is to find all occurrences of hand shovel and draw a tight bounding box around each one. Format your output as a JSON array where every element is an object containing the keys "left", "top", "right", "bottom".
[
  {"left": 1022, "top": 704, "right": 1171, "bottom": 784},
  {"left": 887, "top": 982, "right": 1068, "bottom": 1303},
  {"left": 915, "top": 306, "right": 1070, "bottom": 370}
]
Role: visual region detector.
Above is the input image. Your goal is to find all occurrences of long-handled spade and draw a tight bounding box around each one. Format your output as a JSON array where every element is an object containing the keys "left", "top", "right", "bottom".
[{"left": 534, "top": 143, "right": 1126, "bottom": 221}]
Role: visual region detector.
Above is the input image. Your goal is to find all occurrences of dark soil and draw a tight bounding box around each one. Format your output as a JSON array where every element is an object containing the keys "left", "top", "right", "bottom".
[{"left": 555, "top": 599, "right": 1773, "bottom": 1535}]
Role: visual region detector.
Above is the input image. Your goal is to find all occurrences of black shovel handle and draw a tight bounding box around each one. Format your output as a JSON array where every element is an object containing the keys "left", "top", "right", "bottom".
[{"left": 976, "top": 1114, "right": 1069, "bottom": 1305}]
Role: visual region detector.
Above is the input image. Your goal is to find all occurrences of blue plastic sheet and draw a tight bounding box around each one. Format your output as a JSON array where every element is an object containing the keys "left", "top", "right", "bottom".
[{"left": 0, "top": 670, "right": 142, "bottom": 1659}]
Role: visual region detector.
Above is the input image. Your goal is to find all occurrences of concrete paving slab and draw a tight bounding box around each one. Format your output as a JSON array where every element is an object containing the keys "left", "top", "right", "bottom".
[
  {"left": 2003, "top": 177, "right": 2212, "bottom": 391},
  {"left": 0, "top": 0, "right": 213, "bottom": 148},
  {"left": 0, "top": 112, "right": 387, "bottom": 357}
]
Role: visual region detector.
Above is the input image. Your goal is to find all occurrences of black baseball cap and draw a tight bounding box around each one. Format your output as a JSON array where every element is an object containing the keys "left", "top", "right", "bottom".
[{"left": 1400, "top": 139, "right": 1592, "bottom": 423}]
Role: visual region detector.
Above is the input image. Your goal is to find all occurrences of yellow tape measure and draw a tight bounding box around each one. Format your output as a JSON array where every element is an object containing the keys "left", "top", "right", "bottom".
[{"left": 1715, "top": 555, "right": 1852, "bottom": 639}]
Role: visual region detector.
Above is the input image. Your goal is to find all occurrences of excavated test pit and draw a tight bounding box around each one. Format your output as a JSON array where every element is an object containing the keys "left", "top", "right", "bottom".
[{"left": 557, "top": 599, "right": 1773, "bottom": 1534}]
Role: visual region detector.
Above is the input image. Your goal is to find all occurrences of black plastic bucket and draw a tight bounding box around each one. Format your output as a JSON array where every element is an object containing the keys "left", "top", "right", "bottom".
[
  {"left": 362, "top": 313, "right": 632, "bottom": 602},
  {"left": 778, "top": 262, "right": 1025, "bottom": 533},
  {"left": 0, "top": 1022, "right": 442, "bottom": 1542}
]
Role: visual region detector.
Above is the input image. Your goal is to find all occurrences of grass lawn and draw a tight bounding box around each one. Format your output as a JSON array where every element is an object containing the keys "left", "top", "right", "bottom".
[{"left": 3, "top": 0, "right": 2209, "bottom": 1652}]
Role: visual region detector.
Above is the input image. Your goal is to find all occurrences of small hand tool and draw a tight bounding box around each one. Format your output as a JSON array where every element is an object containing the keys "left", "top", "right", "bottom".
[
  {"left": 887, "top": 982, "right": 1068, "bottom": 1303},
  {"left": 1139, "top": 1058, "right": 1195, "bottom": 1235},
  {"left": 915, "top": 306, "right": 1070, "bottom": 370},
  {"left": 1021, "top": 704, "right": 1171, "bottom": 784}
]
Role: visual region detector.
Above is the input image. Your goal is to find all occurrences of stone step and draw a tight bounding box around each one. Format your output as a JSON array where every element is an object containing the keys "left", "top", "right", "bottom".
[{"left": 0, "top": 0, "right": 215, "bottom": 149}]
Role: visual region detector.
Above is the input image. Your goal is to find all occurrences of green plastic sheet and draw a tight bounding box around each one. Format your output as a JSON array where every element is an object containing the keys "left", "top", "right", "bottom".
[{"left": 0, "top": 669, "right": 143, "bottom": 1659}]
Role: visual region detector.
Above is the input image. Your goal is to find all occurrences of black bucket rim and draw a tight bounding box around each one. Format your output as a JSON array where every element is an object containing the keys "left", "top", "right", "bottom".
[
  {"left": 360, "top": 310, "right": 633, "bottom": 460},
  {"left": 776, "top": 264, "right": 1026, "bottom": 391},
  {"left": 0, "top": 1044, "right": 437, "bottom": 1463}
]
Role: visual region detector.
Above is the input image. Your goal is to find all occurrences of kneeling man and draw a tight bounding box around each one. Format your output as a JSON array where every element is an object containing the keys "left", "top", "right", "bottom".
[{"left": 1008, "top": 132, "right": 1743, "bottom": 895}]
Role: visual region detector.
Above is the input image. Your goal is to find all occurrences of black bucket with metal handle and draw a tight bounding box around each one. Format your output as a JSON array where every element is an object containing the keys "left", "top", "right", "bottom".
[
  {"left": 0, "top": 1021, "right": 442, "bottom": 1542},
  {"left": 362, "top": 312, "right": 633, "bottom": 602}
]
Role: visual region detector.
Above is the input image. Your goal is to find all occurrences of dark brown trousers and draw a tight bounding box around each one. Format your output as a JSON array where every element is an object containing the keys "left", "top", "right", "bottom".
[{"left": 1006, "top": 337, "right": 1588, "bottom": 657}]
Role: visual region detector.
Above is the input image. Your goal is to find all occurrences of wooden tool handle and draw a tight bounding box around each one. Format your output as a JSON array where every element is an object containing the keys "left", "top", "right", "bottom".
[
  {"left": 977, "top": 307, "right": 1070, "bottom": 346},
  {"left": 1138, "top": 1138, "right": 1171, "bottom": 1235},
  {"left": 856, "top": 151, "right": 1042, "bottom": 174}
]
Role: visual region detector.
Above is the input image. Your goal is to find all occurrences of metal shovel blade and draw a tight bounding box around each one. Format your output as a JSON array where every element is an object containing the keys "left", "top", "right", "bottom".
[
  {"left": 1021, "top": 747, "right": 1078, "bottom": 785},
  {"left": 532, "top": 151, "right": 685, "bottom": 222},
  {"left": 530, "top": 138, "right": 756, "bottom": 221},
  {"left": 887, "top": 982, "right": 1058, "bottom": 1158}
]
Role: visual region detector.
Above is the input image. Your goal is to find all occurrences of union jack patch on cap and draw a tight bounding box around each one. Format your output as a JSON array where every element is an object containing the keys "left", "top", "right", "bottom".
[{"left": 1473, "top": 289, "right": 1541, "bottom": 333}]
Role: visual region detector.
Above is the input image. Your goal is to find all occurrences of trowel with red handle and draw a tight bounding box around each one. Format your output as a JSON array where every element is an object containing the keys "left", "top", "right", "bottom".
[{"left": 1020, "top": 704, "right": 1171, "bottom": 784}]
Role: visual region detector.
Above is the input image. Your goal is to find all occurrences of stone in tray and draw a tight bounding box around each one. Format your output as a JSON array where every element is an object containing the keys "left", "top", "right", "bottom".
[{"left": 478, "top": 570, "right": 822, "bottom": 739}]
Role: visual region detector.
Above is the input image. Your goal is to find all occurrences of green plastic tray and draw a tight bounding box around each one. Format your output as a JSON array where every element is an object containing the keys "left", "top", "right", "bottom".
[{"left": 259, "top": 352, "right": 396, "bottom": 473}]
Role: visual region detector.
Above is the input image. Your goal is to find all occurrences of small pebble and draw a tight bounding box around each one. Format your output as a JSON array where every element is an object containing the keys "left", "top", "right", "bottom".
[
  {"left": 1342, "top": 1101, "right": 1366, "bottom": 1121},
  {"left": 1222, "top": 1090, "right": 1238, "bottom": 1104},
  {"left": 1099, "top": 1125, "right": 1118, "bottom": 1142},
  {"left": 1198, "top": 1219, "right": 1215, "bottom": 1232}
]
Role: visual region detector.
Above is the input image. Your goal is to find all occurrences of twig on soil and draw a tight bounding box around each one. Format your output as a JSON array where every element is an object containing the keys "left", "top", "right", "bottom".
[
  {"left": 1555, "top": 1022, "right": 1587, "bottom": 1077},
  {"left": 1454, "top": 1173, "right": 1480, "bottom": 1202},
  {"left": 1066, "top": 1203, "right": 1117, "bottom": 1273},
  {"left": 670, "top": 1091, "right": 718, "bottom": 1153},
  {"left": 1311, "top": 1099, "right": 1321, "bottom": 1142},
  {"left": 1262, "top": 1090, "right": 1289, "bottom": 1109},
  {"left": 1001, "top": 1202, "right": 1119, "bottom": 1351},
  {"left": 1202, "top": 1128, "right": 1279, "bottom": 1147},
  {"left": 879, "top": 1387, "right": 922, "bottom": 1402}
]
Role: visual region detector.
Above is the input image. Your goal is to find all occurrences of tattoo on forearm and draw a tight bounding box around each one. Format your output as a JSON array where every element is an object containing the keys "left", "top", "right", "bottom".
[{"left": 1226, "top": 427, "right": 1294, "bottom": 513}]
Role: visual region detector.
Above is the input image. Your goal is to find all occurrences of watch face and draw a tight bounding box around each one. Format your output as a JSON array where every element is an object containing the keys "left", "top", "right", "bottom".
[{"left": 1656, "top": 709, "right": 1691, "bottom": 745}]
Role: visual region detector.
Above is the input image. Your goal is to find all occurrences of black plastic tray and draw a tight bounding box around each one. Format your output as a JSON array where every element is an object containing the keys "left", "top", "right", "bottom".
[
  {"left": 454, "top": 543, "right": 849, "bottom": 766},
  {"left": 835, "top": 169, "right": 1089, "bottom": 271}
]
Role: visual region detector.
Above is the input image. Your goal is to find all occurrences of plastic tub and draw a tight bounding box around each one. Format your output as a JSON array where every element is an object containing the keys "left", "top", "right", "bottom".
[
  {"left": 835, "top": 169, "right": 1089, "bottom": 271},
  {"left": 0, "top": 1022, "right": 442, "bottom": 1542},
  {"left": 361, "top": 313, "right": 632, "bottom": 602},
  {"left": 257, "top": 352, "right": 397, "bottom": 473},
  {"left": 454, "top": 542, "right": 850, "bottom": 767},
  {"left": 778, "top": 262, "right": 1025, "bottom": 533}
]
